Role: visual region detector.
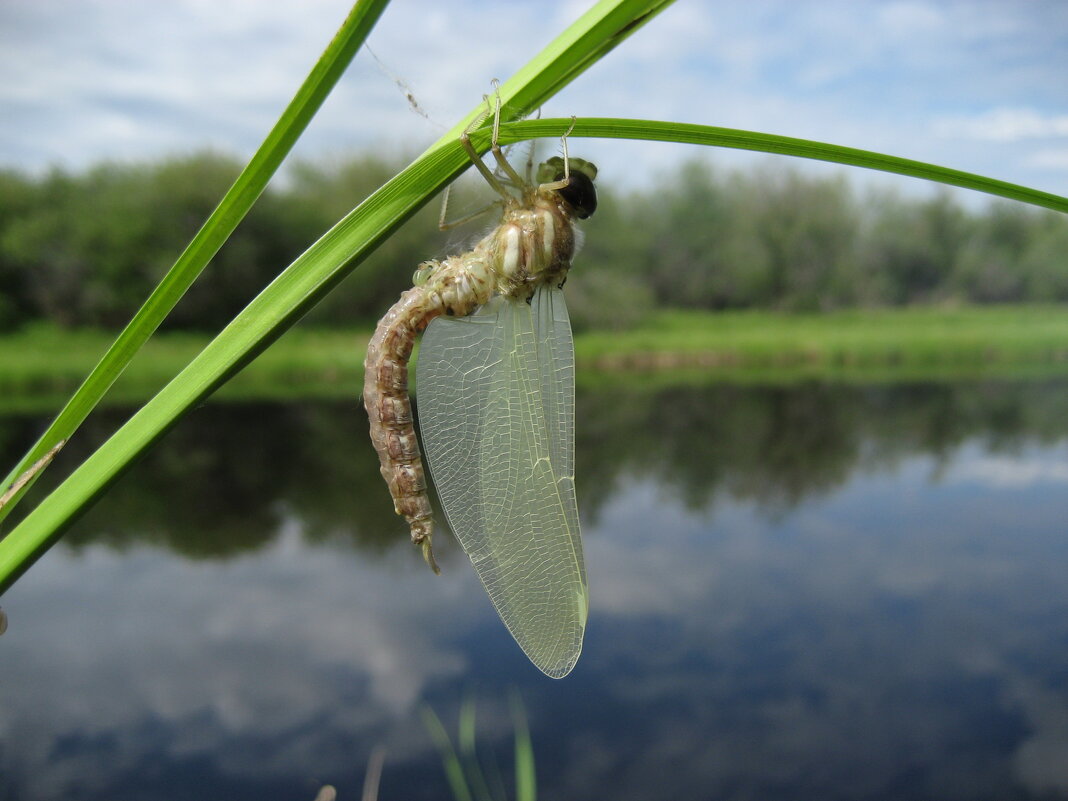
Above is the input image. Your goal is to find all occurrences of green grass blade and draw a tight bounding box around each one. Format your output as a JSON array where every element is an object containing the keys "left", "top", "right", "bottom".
[
  {"left": 421, "top": 706, "right": 475, "bottom": 801},
  {"left": 6, "top": 0, "right": 1065, "bottom": 597},
  {"left": 478, "top": 0, "right": 673, "bottom": 130},
  {"left": 0, "top": 0, "right": 671, "bottom": 594},
  {"left": 458, "top": 698, "right": 495, "bottom": 801},
  {"left": 0, "top": 442, "right": 66, "bottom": 515},
  {"left": 498, "top": 118, "right": 1068, "bottom": 214},
  {"left": 510, "top": 693, "right": 536, "bottom": 801},
  {"left": 0, "top": 0, "right": 391, "bottom": 523}
]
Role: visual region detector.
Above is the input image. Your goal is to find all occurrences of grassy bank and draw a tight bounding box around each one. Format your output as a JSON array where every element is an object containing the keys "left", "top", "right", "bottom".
[
  {"left": 0, "top": 325, "right": 367, "bottom": 412},
  {"left": 3, "top": 304, "right": 1068, "bottom": 410},
  {"left": 579, "top": 305, "right": 1068, "bottom": 371}
]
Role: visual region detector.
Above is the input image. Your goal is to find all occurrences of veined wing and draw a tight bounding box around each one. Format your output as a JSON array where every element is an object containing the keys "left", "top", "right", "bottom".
[{"left": 417, "top": 285, "right": 587, "bottom": 678}]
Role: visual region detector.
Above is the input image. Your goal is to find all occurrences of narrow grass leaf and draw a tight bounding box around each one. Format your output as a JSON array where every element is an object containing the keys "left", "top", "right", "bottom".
[
  {"left": 458, "top": 698, "right": 494, "bottom": 801},
  {"left": 421, "top": 706, "right": 475, "bottom": 801},
  {"left": 498, "top": 118, "right": 1068, "bottom": 214},
  {"left": 510, "top": 693, "right": 536, "bottom": 801},
  {"left": 0, "top": 0, "right": 670, "bottom": 599},
  {"left": 0, "top": 0, "right": 391, "bottom": 522}
]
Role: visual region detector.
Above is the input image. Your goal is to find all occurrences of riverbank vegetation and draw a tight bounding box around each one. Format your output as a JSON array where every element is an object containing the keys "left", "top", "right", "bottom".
[
  {"left": 2, "top": 151, "right": 1068, "bottom": 337},
  {"left": 4, "top": 304, "right": 1068, "bottom": 411}
]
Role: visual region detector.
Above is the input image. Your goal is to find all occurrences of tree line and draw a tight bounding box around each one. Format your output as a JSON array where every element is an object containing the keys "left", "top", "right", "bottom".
[{"left": 1, "top": 151, "right": 1066, "bottom": 333}]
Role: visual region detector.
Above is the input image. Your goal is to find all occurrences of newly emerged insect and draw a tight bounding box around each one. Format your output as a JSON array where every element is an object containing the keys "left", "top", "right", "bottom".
[{"left": 363, "top": 88, "right": 595, "bottom": 677}]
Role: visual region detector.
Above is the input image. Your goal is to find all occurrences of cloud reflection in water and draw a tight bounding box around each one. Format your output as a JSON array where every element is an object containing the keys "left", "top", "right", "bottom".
[{"left": 2, "top": 385, "right": 1068, "bottom": 800}]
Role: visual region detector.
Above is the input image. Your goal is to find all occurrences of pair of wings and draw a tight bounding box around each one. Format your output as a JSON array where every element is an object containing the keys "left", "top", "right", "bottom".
[{"left": 417, "top": 285, "right": 587, "bottom": 678}]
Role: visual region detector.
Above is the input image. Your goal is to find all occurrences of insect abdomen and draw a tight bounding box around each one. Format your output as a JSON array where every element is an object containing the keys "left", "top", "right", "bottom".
[
  {"left": 363, "top": 196, "right": 578, "bottom": 572},
  {"left": 363, "top": 287, "right": 439, "bottom": 567}
]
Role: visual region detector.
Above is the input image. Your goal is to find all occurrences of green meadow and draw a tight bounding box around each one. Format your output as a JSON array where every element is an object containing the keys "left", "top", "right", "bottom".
[{"left": 4, "top": 303, "right": 1068, "bottom": 412}]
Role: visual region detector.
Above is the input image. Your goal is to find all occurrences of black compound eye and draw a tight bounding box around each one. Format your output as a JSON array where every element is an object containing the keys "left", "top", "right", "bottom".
[{"left": 555, "top": 170, "right": 597, "bottom": 219}]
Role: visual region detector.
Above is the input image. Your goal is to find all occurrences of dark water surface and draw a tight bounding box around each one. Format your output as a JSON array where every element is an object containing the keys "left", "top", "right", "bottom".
[{"left": 3, "top": 379, "right": 1068, "bottom": 800}]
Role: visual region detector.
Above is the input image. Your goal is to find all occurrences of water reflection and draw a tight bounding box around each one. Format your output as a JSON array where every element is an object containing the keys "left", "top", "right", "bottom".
[{"left": 2, "top": 379, "right": 1068, "bottom": 800}]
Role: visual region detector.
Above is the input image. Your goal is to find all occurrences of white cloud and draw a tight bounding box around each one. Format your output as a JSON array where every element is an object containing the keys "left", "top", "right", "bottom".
[
  {"left": 933, "top": 107, "right": 1068, "bottom": 142},
  {"left": 877, "top": 1, "right": 945, "bottom": 36},
  {"left": 2, "top": 1, "right": 1067, "bottom": 200},
  {"left": 6, "top": 429, "right": 1068, "bottom": 797},
  {"left": 0, "top": 521, "right": 484, "bottom": 797},
  {"left": 1026, "top": 148, "right": 1068, "bottom": 170},
  {"left": 951, "top": 454, "right": 1068, "bottom": 488}
]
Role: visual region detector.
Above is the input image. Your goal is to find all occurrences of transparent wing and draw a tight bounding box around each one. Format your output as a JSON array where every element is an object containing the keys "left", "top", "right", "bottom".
[{"left": 417, "top": 285, "right": 587, "bottom": 678}]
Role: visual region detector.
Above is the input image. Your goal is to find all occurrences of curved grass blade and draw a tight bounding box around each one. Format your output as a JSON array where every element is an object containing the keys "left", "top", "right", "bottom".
[
  {"left": 510, "top": 693, "right": 536, "bottom": 801},
  {"left": 0, "top": 0, "right": 392, "bottom": 524},
  {"left": 0, "top": 0, "right": 673, "bottom": 594},
  {"left": 498, "top": 118, "right": 1068, "bottom": 214},
  {"left": 360, "top": 746, "right": 386, "bottom": 801},
  {"left": 421, "top": 705, "right": 475, "bottom": 801},
  {"left": 457, "top": 698, "right": 494, "bottom": 801}
]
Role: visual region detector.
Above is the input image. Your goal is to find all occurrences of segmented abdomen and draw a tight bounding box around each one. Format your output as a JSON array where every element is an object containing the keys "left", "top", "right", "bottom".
[
  {"left": 362, "top": 253, "right": 492, "bottom": 572},
  {"left": 363, "top": 198, "right": 575, "bottom": 571},
  {"left": 363, "top": 285, "right": 439, "bottom": 566}
]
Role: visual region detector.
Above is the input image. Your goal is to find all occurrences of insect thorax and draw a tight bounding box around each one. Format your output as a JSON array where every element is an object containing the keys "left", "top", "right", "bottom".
[
  {"left": 417, "top": 193, "right": 578, "bottom": 316},
  {"left": 490, "top": 194, "right": 577, "bottom": 300}
]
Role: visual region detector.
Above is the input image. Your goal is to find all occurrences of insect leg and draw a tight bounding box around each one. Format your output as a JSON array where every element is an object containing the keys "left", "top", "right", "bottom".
[
  {"left": 537, "top": 117, "right": 578, "bottom": 193},
  {"left": 486, "top": 80, "right": 527, "bottom": 187},
  {"left": 437, "top": 192, "right": 501, "bottom": 231},
  {"left": 365, "top": 45, "right": 440, "bottom": 128},
  {"left": 460, "top": 91, "right": 512, "bottom": 199}
]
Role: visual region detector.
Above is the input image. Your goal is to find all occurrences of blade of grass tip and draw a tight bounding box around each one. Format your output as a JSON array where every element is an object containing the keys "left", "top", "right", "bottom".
[
  {"left": 485, "top": 0, "right": 674, "bottom": 126},
  {"left": 413, "top": 0, "right": 675, "bottom": 156},
  {"left": 361, "top": 746, "right": 386, "bottom": 801},
  {"left": 483, "top": 752, "right": 509, "bottom": 801},
  {"left": 0, "top": 0, "right": 391, "bottom": 525},
  {"left": 458, "top": 697, "right": 494, "bottom": 801},
  {"left": 499, "top": 118, "right": 1068, "bottom": 215},
  {"left": 0, "top": 0, "right": 669, "bottom": 593},
  {"left": 510, "top": 692, "right": 536, "bottom": 801},
  {"left": 421, "top": 705, "right": 475, "bottom": 801},
  {"left": 459, "top": 696, "right": 477, "bottom": 757}
]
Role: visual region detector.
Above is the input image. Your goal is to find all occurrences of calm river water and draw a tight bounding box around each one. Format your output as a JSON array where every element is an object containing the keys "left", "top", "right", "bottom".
[{"left": 2, "top": 378, "right": 1068, "bottom": 800}]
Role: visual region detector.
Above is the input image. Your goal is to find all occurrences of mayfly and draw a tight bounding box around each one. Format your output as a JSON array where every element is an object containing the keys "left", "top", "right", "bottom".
[{"left": 363, "top": 90, "right": 596, "bottom": 678}]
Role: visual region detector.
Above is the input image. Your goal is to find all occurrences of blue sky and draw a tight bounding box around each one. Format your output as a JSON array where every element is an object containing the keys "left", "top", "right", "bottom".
[{"left": 2, "top": 0, "right": 1067, "bottom": 201}]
